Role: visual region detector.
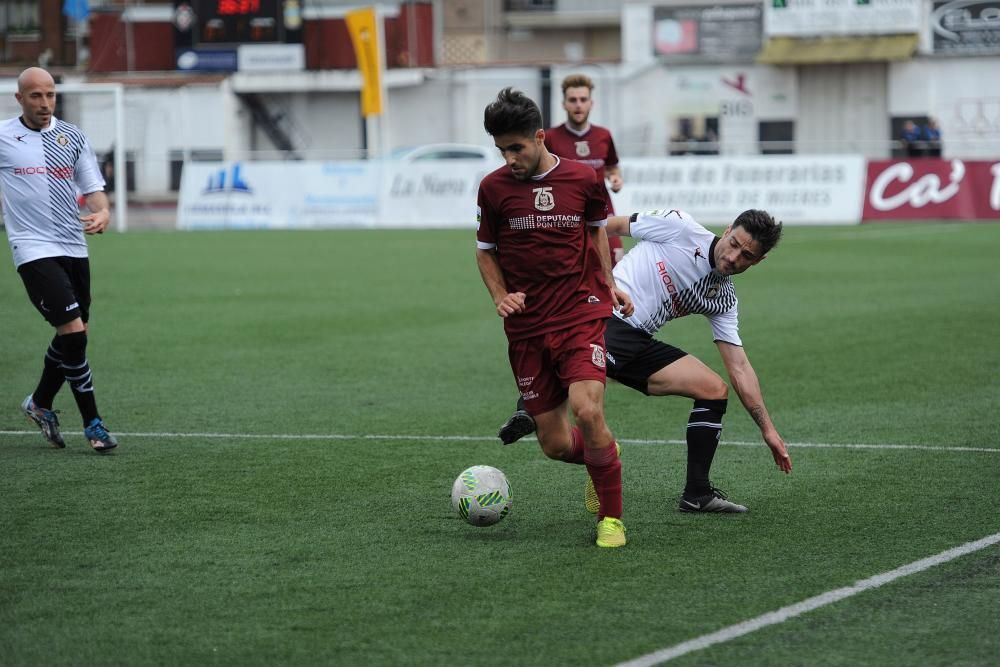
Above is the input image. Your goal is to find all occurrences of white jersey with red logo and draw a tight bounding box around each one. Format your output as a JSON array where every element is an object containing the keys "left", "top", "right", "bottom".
[
  {"left": 613, "top": 209, "right": 742, "bottom": 345},
  {"left": 0, "top": 115, "right": 105, "bottom": 267}
]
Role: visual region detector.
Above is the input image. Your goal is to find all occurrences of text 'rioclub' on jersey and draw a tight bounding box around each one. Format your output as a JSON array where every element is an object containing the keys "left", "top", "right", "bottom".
[
  {"left": 613, "top": 209, "right": 742, "bottom": 345},
  {"left": 477, "top": 156, "right": 612, "bottom": 341}
]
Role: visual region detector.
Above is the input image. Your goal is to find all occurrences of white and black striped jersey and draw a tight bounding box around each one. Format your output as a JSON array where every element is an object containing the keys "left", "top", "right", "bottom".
[
  {"left": 0, "top": 115, "right": 105, "bottom": 268},
  {"left": 613, "top": 209, "right": 741, "bottom": 345}
]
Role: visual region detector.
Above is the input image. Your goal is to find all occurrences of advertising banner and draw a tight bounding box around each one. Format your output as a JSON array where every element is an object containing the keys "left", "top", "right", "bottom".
[
  {"left": 652, "top": 5, "right": 762, "bottom": 62},
  {"left": 180, "top": 156, "right": 877, "bottom": 230},
  {"left": 178, "top": 159, "right": 494, "bottom": 229},
  {"left": 765, "top": 0, "right": 921, "bottom": 37},
  {"left": 862, "top": 159, "right": 1000, "bottom": 220},
  {"left": 611, "top": 156, "right": 867, "bottom": 225},
  {"left": 932, "top": 1, "right": 1000, "bottom": 55},
  {"left": 379, "top": 159, "right": 494, "bottom": 228},
  {"left": 237, "top": 43, "right": 305, "bottom": 71},
  {"left": 178, "top": 161, "right": 380, "bottom": 229}
]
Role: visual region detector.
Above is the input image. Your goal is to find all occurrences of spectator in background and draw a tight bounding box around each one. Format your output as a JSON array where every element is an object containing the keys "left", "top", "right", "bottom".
[
  {"left": 101, "top": 147, "right": 115, "bottom": 193},
  {"left": 922, "top": 118, "right": 942, "bottom": 158},
  {"left": 900, "top": 120, "right": 923, "bottom": 158}
]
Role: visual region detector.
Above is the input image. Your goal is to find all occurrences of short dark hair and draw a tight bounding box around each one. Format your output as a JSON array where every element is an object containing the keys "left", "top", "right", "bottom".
[
  {"left": 733, "top": 209, "right": 783, "bottom": 255},
  {"left": 483, "top": 87, "right": 542, "bottom": 138}
]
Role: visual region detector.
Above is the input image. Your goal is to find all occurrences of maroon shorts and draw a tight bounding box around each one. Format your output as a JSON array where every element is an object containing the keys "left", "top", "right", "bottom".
[{"left": 508, "top": 318, "right": 608, "bottom": 415}]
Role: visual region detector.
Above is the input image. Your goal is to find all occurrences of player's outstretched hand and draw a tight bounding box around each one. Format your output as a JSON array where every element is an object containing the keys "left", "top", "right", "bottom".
[
  {"left": 613, "top": 287, "right": 634, "bottom": 317},
  {"left": 81, "top": 210, "right": 110, "bottom": 235},
  {"left": 496, "top": 291, "right": 526, "bottom": 318},
  {"left": 765, "top": 431, "right": 792, "bottom": 473}
]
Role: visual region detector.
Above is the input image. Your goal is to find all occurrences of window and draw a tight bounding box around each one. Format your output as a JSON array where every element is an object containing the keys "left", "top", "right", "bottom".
[
  {"left": 1, "top": 1, "right": 41, "bottom": 34},
  {"left": 759, "top": 121, "right": 794, "bottom": 155}
]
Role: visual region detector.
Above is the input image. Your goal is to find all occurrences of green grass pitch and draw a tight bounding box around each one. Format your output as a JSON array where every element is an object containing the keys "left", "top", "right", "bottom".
[{"left": 1, "top": 223, "right": 999, "bottom": 665}]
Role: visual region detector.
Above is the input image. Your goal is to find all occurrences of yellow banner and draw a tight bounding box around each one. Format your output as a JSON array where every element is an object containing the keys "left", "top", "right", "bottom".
[{"left": 346, "top": 7, "right": 383, "bottom": 117}]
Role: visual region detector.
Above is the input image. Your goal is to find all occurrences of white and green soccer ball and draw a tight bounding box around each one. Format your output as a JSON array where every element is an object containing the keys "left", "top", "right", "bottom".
[{"left": 451, "top": 465, "right": 513, "bottom": 526}]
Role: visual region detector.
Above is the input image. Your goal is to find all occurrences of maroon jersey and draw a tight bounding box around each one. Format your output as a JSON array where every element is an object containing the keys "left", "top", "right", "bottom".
[
  {"left": 544, "top": 123, "right": 619, "bottom": 211},
  {"left": 545, "top": 123, "right": 623, "bottom": 262},
  {"left": 477, "top": 157, "right": 612, "bottom": 341}
]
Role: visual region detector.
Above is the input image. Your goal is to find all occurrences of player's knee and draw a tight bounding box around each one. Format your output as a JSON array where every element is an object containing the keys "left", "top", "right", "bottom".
[
  {"left": 696, "top": 374, "right": 728, "bottom": 401},
  {"left": 56, "top": 317, "right": 86, "bottom": 336},
  {"left": 537, "top": 436, "right": 569, "bottom": 461},
  {"left": 58, "top": 330, "right": 88, "bottom": 361},
  {"left": 572, "top": 401, "right": 604, "bottom": 430}
]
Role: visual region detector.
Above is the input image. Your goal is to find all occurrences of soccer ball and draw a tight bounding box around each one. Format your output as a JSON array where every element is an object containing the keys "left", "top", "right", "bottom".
[{"left": 451, "top": 465, "right": 513, "bottom": 526}]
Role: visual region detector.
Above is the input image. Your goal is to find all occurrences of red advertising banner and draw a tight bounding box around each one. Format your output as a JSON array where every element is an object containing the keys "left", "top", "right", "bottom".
[{"left": 863, "top": 159, "right": 1000, "bottom": 221}]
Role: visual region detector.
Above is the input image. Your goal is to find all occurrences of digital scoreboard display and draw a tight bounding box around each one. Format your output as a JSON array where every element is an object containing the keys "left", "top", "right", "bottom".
[
  {"left": 174, "top": 0, "right": 302, "bottom": 45},
  {"left": 200, "top": 0, "right": 278, "bottom": 43},
  {"left": 216, "top": 0, "right": 262, "bottom": 15},
  {"left": 173, "top": 0, "right": 303, "bottom": 71}
]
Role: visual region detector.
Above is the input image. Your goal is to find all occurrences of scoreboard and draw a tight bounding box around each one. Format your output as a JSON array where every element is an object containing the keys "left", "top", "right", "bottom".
[{"left": 174, "top": 0, "right": 302, "bottom": 47}]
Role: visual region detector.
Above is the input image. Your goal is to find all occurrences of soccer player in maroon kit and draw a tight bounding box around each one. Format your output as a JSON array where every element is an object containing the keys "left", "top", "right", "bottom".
[
  {"left": 476, "top": 88, "right": 634, "bottom": 548},
  {"left": 496, "top": 75, "right": 628, "bottom": 454},
  {"left": 544, "top": 74, "right": 625, "bottom": 265}
]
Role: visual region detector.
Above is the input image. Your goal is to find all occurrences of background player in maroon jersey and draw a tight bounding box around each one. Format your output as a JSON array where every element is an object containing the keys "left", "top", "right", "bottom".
[
  {"left": 544, "top": 74, "right": 625, "bottom": 265},
  {"left": 476, "top": 87, "right": 633, "bottom": 547}
]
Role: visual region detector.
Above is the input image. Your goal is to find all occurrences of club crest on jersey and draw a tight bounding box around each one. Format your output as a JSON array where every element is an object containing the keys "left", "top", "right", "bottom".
[
  {"left": 590, "top": 344, "right": 606, "bottom": 368},
  {"left": 56, "top": 134, "right": 69, "bottom": 146},
  {"left": 574, "top": 141, "right": 590, "bottom": 157},
  {"left": 533, "top": 186, "right": 555, "bottom": 211},
  {"left": 705, "top": 285, "right": 720, "bottom": 299}
]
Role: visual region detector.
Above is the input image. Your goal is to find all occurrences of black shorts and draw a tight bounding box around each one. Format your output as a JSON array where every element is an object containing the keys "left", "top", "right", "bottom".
[
  {"left": 18, "top": 256, "right": 91, "bottom": 327},
  {"left": 604, "top": 316, "right": 687, "bottom": 395}
]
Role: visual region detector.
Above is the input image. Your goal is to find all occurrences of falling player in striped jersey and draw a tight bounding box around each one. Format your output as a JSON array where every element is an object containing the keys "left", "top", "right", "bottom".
[
  {"left": 544, "top": 74, "right": 625, "bottom": 265},
  {"left": 2, "top": 67, "right": 119, "bottom": 452},
  {"left": 477, "top": 88, "right": 634, "bottom": 547},
  {"left": 499, "top": 208, "right": 792, "bottom": 514}
]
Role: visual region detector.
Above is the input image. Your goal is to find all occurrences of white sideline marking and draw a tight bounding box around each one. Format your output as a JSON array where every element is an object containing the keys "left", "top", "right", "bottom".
[
  {"left": 1, "top": 430, "right": 999, "bottom": 453},
  {"left": 615, "top": 531, "right": 1000, "bottom": 667}
]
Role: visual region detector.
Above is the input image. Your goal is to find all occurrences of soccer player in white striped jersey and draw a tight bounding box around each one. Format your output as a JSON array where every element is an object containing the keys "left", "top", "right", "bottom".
[
  {"left": 498, "top": 208, "right": 792, "bottom": 513},
  {"left": 2, "top": 67, "right": 118, "bottom": 452}
]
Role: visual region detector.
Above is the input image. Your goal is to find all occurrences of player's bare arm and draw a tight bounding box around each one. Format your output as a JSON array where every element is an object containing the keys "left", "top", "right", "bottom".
[
  {"left": 81, "top": 191, "right": 110, "bottom": 235},
  {"left": 475, "top": 248, "right": 525, "bottom": 318},
  {"left": 606, "top": 165, "right": 623, "bottom": 193},
  {"left": 717, "top": 341, "right": 792, "bottom": 473},
  {"left": 587, "top": 225, "right": 633, "bottom": 316},
  {"left": 606, "top": 215, "right": 631, "bottom": 237}
]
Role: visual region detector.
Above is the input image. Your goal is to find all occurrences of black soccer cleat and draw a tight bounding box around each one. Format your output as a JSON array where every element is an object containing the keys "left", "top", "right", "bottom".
[{"left": 497, "top": 409, "right": 536, "bottom": 445}]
